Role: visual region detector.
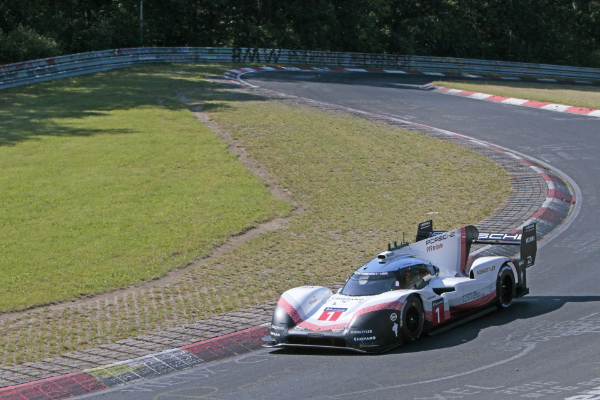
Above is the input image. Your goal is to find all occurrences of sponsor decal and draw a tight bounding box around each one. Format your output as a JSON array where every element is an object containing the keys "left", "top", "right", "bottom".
[
  {"left": 479, "top": 233, "right": 522, "bottom": 240},
  {"left": 293, "top": 326, "right": 306, "bottom": 331},
  {"left": 426, "top": 243, "right": 443, "bottom": 253},
  {"left": 350, "top": 329, "right": 373, "bottom": 334},
  {"left": 353, "top": 336, "right": 376, "bottom": 342},
  {"left": 331, "top": 328, "right": 345, "bottom": 333},
  {"left": 318, "top": 307, "right": 347, "bottom": 321},
  {"left": 392, "top": 323, "right": 398, "bottom": 337},
  {"left": 426, "top": 232, "right": 455, "bottom": 245},
  {"left": 476, "top": 265, "right": 496, "bottom": 275},
  {"left": 337, "top": 297, "right": 365, "bottom": 304},
  {"left": 308, "top": 297, "right": 319, "bottom": 305},
  {"left": 463, "top": 291, "right": 484, "bottom": 303},
  {"left": 526, "top": 236, "right": 535, "bottom": 243},
  {"left": 390, "top": 313, "right": 398, "bottom": 322},
  {"left": 355, "top": 272, "right": 390, "bottom": 276},
  {"left": 271, "top": 325, "right": 285, "bottom": 331},
  {"left": 270, "top": 332, "right": 281, "bottom": 337}
]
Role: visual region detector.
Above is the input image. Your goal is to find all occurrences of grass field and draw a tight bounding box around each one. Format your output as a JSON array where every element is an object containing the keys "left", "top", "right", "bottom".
[
  {"left": 0, "top": 64, "right": 511, "bottom": 365},
  {"left": 433, "top": 79, "right": 600, "bottom": 110},
  {"left": 0, "top": 64, "right": 293, "bottom": 311}
]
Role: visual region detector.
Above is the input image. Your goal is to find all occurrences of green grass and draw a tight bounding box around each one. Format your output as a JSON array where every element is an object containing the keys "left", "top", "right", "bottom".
[
  {"left": 0, "top": 64, "right": 511, "bottom": 365},
  {"left": 0, "top": 64, "right": 293, "bottom": 311},
  {"left": 433, "top": 79, "right": 600, "bottom": 109}
]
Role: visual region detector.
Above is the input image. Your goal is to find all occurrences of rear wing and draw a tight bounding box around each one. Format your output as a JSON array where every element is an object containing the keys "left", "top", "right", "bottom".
[
  {"left": 473, "top": 223, "right": 537, "bottom": 268},
  {"left": 415, "top": 220, "right": 537, "bottom": 269}
]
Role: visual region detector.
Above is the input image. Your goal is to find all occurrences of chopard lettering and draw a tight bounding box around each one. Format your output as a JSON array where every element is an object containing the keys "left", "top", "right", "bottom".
[{"left": 353, "top": 336, "right": 376, "bottom": 342}]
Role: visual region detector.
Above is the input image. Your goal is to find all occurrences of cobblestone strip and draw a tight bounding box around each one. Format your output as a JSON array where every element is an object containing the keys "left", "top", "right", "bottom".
[{"left": 0, "top": 305, "right": 272, "bottom": 389}]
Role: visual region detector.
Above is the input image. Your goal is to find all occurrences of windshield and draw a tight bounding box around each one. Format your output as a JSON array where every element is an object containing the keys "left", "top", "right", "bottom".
[{"left": 340, "top": 272, "right": 397, "bottom": 296}]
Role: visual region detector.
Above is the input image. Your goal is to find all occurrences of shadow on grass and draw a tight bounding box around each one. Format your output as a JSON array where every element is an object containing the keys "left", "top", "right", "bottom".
[{"left": 0, "top": 63, "right": 269, "bottom": 147}]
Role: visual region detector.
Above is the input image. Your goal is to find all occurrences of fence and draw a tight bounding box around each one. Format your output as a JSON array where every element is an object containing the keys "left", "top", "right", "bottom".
[{"left": 2, "top": 47, "right": 600, "bottom": 89}]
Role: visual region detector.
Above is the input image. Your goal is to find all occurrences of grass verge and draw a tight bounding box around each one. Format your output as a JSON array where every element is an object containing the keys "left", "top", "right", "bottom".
[
  {"left": 0, "top": 64, "right": 293, "bottom": 311},
  {"left": 433, "top": 79, "right": 600, "bottom": 109},
  {"left": 0, "top": 64, "right": 510, "bottom": 365}
]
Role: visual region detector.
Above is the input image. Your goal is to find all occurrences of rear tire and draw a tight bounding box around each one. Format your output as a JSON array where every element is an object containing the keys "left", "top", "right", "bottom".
[
  {"left": 401, "top": 296, "right": 424, "bottom": 342},
  {"left": 496, "top": 264, "right": 515, "bottom": 309}
]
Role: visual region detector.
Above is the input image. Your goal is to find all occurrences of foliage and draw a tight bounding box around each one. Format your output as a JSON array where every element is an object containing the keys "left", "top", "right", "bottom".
[
  {"left": 0, "top": 0, "right": 599, "bottom": 67},
  {"left": 0, "top": 26, "right": 61, "bottom": 63}
]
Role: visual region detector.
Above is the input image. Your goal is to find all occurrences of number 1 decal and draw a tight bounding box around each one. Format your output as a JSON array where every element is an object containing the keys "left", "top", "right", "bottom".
[
  {"left": 432, "top": 299, "right": 445, "bottom": 326},
  {"left": 317, "top": 307, "right": 347, "bottom": 322}
]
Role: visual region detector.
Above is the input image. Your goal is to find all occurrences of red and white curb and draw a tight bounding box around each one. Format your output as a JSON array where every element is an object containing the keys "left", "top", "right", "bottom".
[
  {"left": 223, "top": 67, "right": 600, "bottom": 119},
  {"left": 0, "top": 326, "right": 269, "bottom": 399},
  {"left": 434, "top": 86, "right": 600, "bottom": 118}
]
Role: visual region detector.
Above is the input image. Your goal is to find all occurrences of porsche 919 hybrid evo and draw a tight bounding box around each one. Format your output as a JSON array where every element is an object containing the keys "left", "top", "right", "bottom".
[{"left": 265, "top": 221, "right": 537, "bottom": 353}]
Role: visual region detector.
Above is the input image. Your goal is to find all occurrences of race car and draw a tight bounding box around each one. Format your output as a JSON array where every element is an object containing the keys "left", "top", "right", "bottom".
[{"left": 265, "top": 221, "right": 537, "bottom": 353}]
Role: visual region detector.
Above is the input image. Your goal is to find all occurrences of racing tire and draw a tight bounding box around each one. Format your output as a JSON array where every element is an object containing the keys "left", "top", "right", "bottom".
[
  {"left": 401, "top": 296, "right": 424, "bottom": 342},
  {"left": 496, "top": 264, "right": 515, "bottom": 309}
]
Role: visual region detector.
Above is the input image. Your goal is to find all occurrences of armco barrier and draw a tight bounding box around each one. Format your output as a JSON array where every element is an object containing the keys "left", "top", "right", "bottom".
[{"left": 1, "top": 47, "right": 600, "bottom": 90}]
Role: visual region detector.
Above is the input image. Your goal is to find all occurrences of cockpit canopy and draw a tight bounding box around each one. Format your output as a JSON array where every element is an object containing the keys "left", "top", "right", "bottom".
[{"left": 340, "top": 256, "right": 438, "bottom": 296}]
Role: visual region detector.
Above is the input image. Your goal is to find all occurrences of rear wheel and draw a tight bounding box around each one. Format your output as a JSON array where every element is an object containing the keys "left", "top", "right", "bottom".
[
  {"left": 401, "top": 296, "right": 424, "bottom": 342},
  {"left": 496, "top": 264, "right": 515, "bottom": 309}
]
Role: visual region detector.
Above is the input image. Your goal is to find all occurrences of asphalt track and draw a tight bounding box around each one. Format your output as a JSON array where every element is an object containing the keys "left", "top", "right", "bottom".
[{"left": 80, "top": 72, "right": 600, "bottom": 400}]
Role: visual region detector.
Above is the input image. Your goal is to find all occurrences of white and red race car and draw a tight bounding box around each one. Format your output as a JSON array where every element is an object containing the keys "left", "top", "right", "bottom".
[{"left": 266, "top": 221, "right": 537, "bottom": 353}]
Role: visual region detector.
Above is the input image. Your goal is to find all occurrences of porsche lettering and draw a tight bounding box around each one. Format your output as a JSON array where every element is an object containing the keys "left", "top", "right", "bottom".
[{"left": 426, "top": 232, "right": 455, "bottom": 245}]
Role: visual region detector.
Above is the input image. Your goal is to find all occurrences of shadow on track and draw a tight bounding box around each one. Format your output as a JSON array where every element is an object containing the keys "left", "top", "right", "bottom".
[{"left": 266, "top": 295, "right": 600, "bottom": 357}]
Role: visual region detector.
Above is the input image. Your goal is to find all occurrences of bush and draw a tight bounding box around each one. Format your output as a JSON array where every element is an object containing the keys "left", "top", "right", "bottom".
[{"left": 0, "top": 26, "right": 62, "bottom": 65}]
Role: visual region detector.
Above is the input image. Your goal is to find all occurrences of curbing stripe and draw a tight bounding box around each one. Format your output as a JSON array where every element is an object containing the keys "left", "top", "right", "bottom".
[
  {"left": 0, "top": 326, "right": 269, "bottom": 399},
  {"left": 180, "top": 325, "right": 268, "bottom": 362},
  {"left": 84, "top": 348, "right": 203, "bottom": 388},
  {"left": 0, "top": 373, "right": 106, "bottom": 400},
  {"left": 433, "top": 88, "right": 600, "bottom": 117},
  {"left": 501, "top": 98, "right": 529, "bottom": 106}
]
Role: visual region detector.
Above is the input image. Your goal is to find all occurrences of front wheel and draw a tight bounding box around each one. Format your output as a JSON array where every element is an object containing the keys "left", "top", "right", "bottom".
[
  {"left": 496, "top": 264, "right": 515, "bottom": 309},
  {"left": 401, "top": 296, "right": 424, "bottom": 342}
]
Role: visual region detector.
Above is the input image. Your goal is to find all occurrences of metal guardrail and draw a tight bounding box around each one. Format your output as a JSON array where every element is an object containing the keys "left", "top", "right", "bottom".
[{"left": 1, "top": 47, "right": 600, "bottom": 89}]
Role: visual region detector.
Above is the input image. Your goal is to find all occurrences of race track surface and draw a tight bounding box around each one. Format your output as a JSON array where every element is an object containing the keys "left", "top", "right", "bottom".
[{"left": 80, "top": 72, "right": 600, "bottom": 400}]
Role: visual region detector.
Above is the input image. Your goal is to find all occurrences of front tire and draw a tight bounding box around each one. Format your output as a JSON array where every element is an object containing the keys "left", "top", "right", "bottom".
[
  {"left": 496, "top": 264, "right": 515, "bottom": 309},
  {"left": 401, "top": 296, "right": 424, "bottom": 342}
]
